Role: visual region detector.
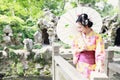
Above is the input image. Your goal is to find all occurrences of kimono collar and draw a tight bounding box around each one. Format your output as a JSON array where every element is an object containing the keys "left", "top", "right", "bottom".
[{"left": 83, "top": 29, "right": 94, "bottom": 37}]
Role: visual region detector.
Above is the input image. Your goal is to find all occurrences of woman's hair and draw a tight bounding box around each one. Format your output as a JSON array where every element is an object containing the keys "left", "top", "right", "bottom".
[{"left": 76, "top": 13, "right": 93, "bottom": 27}]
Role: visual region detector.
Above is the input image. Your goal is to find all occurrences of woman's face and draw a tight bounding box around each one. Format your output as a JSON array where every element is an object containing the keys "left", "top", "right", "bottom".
[{"left": 76, "top": 22, "right": 87, "bottom": 33}]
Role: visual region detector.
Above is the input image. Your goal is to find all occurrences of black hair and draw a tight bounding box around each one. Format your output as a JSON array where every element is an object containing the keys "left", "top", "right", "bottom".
[{"left": 76, "top": 13, "right": 93, "bottom": 27}]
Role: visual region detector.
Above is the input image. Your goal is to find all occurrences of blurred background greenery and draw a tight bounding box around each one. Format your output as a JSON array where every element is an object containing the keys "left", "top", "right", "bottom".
[
  {"left": 0, "top": 0, "right": 119, "bottom": 43},
  {"left": 0, "top": 0, "right": 120, "bottom": 79}
]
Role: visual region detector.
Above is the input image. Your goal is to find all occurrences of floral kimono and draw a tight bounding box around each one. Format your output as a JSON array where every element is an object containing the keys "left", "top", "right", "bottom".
[{"left": 72, "top": 30, "right": 105, "bottom": 79}]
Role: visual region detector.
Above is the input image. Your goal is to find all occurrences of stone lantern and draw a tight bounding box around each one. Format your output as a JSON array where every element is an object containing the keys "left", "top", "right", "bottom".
[{"left": 3, "top": 25, "right": 13, "bottom": 45}]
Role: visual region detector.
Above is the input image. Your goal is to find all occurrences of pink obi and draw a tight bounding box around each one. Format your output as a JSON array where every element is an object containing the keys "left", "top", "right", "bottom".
[{"left": 76, "top": 51, "right": 95, "bottom": 64}]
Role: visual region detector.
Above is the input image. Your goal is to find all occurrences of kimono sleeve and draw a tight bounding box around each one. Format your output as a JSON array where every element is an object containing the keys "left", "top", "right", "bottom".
[
  {"left": 95, "top": 35, "right": 106, "bottom": 67},
  {"left": 72, "top": 39, "right": 80, "bottom": 64}
]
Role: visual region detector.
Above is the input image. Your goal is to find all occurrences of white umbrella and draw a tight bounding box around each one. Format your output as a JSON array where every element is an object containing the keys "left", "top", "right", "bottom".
[{"left": 56, "top": 6, "right": 102, "bottom": 46}]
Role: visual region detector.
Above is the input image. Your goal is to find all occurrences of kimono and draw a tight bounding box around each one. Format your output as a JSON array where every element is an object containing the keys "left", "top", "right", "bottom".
[{"left": 73, "top": 30, "right": 105, "bottom": 79}]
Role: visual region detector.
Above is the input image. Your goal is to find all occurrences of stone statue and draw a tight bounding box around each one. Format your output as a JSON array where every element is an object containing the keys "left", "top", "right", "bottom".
[
  {"left": 34, "top": 31, "right": 42, "bottom": 45},
  {"left": 23, "top": 38, "right": 33, "bottom": 51},
  {"left": 47, "top": 28, "right": 55, "bottom": 45},
  {"left": 3, "top": 25, "right": 12, "bottom": 34},
  {"left": 3, "top": 25, "right": 13, "bottom": 45},
  {"left": 37, "top": 8, "right": 59, "bottom": 44}
]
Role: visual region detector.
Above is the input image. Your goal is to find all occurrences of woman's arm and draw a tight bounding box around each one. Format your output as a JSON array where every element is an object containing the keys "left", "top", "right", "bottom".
[
  {"left": 95, "top": 35, "right": 106, "bottom": 72},
  {"left": 72, "top": 39, "right": 88, "bottom": 64}
]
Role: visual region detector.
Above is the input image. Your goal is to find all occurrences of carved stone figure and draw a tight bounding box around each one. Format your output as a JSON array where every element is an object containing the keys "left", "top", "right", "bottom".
[
  {"left": 23, "top": 38, "right": 33, "bottom": 51},
  {"left": 34, "top": 31, "right": 42, "bottom": 45},
  {"left": 37, "top": 9, "right": 59, "bottom": 44},
  {"left": 2, "top": 25, "right": 13, "bottom": 45}
]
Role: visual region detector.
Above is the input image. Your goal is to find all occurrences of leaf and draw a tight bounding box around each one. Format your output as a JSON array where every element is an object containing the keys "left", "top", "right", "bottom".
[{"left": 64, "top": 24, "right": 69, "bottom": 28}]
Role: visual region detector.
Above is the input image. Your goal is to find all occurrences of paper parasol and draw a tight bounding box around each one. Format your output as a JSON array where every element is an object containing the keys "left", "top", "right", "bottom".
[{"left": 56, "top": 6, "right": 102, "bottom": 46}]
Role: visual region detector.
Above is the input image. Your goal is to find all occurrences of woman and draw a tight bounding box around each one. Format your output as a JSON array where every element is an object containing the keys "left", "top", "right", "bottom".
[{"left": 72, "top": 13, "right": 105, "bottom": 79}]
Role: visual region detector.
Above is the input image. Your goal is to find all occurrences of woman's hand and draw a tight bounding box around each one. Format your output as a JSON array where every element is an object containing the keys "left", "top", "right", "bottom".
[
  {"left": 73, "top": 55, "right": 78, "bottom": 64},
  {"left": 72, "top": 45, "right": 88, "bottom": 64}
]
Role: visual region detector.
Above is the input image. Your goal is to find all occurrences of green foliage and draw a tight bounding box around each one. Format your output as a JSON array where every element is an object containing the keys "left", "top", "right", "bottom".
[
  {"left": 0, "top": 0, "right": 66, "bottom": 42},
  {"left": 94, "top": 2, "right": 113, "bottom": 17},
  {"left": 101, "top": 33, "right": 108, "bottom": 38},
  {"left": 33, "top": 55, "right": 41, "bottom": 63},
  {"left": 0, "top": 15, "right": 10, "bottom": 25},
  {"left": 10, "top": 63, "right": 17, "bottom": 75},
  {"left": 27, "top": 52, "right": 35, "bottom": 60},
  {"left": 80, "top": 0, "right": 95, "bottom": 4},
  {"left": 8, "top": 45, "right": 24, "bottom": 50},
  {"left": 0, "top": 0, "right": 45, "bottom": 42},
  {"left": 114, "top": 51, "right": 120, "bottom": 54},
  {"left": 33, "top": 44, "right": 42, "bottom": 49},
  {"left": 15, "top": 0, "right": 44, "bottom": 19},
  {"left": 8, "top": 51, "right": 20, "bottom": 64},
  {"left": 10, "top": 16, "right": 25, "bottom": 25},
  {"left": 16, "top": 62, "right": 24, "bottom": 76},
  {"left": 58, "top": 41, "right": 71, "bottom": 49},
  {"left": 0, "top": 0, "right": 118, "bottom": 47},
  {"left": 0, "top": 15, "right": 25, "bottom": 33},
  {"left": 42, "top": 0, "right": 65, "bottom": 15},
  {"left": 43, "top": 70, "right": 50, "bottom": 75},
  {"left": 71, "top": 2, "right": 77, "bottom": 7},
  {"left": 0, "top": 0, "right": 44, "bottom": 19},
  {"left": 77, "top": 0, "right": 115, "bottom": 17},
  {"left": 26, "top": 18, "right": 36, "bottom": 27},
  {"left": 0, "top": 47, "right": 4, "bottom": 50},
  {"left": 33, "top": 69, "right": 40, "bottom": 75},
  {"left": 22, "top": 26, "right": 38, "bottom": 39}
]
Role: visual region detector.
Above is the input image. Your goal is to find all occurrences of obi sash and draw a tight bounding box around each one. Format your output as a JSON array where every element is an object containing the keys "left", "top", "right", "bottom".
[{"left": 77, "top": 51, "right": 95, "bottom": 65}]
